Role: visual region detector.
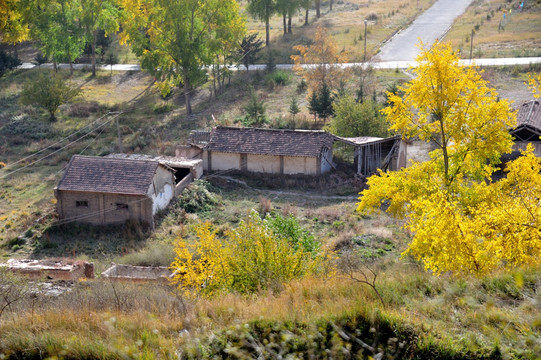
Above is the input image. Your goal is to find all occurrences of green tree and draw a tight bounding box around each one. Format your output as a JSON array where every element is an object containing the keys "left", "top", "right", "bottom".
[
  {"left": 19, "top": 71, "right": 83, "bottom": 121},
  {"left": 327, "top": 95, "right": 388, "bottom": 138},
  {"left": 23, "top": 0, "right": 86, "bottom": 75},
  {"left": 243, "top": 86, "right": 267, "bottom": 125},
  {"left": 289, "top": 97, "right": 300, "bottom": 115},
  {"left": 246, "top": 0, "right": 276, "bottom": 47},
  {"left": 358, "top": 42, "right": 541, "bottom": 276},
  {"left": 80, "top": 0, "right": 120, "bottom": 76},
  {"left": 308, "top": 82, "right": 333, "bottom": 121},
  {"left": 237, "top": 34, "right": 264, "bottom": 72},
  {"left": 120, "top": 0, "right": 245, "bottom": 116}
]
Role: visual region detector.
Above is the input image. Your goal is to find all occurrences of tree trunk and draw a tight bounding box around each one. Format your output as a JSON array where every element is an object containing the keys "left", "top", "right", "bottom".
[
  {"left": 91, "top": 29, "right": 97, "bottom": 76},
  {"left": 183, "top": 68, "right": 192, "bottom": 116},
  {"left": 13, "top": 43, "right": 18, "bottom": 59},
  {"left": 305, "top": 9, "right": 309, "bottom": 25},
  {"left": 316, "top": 0, "right": 321, "bottom": 18},
  {"left": 54, "top": 61, "right": 57, "bottom": 72},
  {"left": 330, "top": 0, "right": 333, "bottom": 11},
  {"left": 265, "top": 19, "right": 270, "bottom": 47},
  {"left": 288, "top": 13, "right": 292, "bottom": 34},
  {"left": 212, "top": 64, "right": 217, "bottom": 97},
  {"left": 283, "top": 13, "right": 287, "bottom": 35}
]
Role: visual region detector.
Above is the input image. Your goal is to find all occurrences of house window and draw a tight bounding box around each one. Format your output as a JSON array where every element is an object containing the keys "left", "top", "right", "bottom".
[
  {"left": 76, "top": 201, "right": 88, "bottom": 207},
  {"left": 116, "top": 203, "right": 128, "bottom": 210}
]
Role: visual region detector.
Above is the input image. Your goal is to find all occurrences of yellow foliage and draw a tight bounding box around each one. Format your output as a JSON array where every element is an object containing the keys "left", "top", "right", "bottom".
[
  {"left": 0, "top": 0, "right": 29, "bottom": 45},
  {"left": 170, "top": 211, "right": 330, "bottom": 297},
  {"left": 527, "top": 73, "right": 541, "bottom": 99},
  {"left": 290, "top": 26, "right": 349, "bottom": 95},
  {"left": 358, "top": 42, "right": 540, "bottom": 276}
]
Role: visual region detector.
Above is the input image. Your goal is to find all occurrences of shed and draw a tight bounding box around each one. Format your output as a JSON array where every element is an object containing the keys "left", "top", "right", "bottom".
[
  {"left": 510, "top": 99, "right": 541, "bottom": 157},
  {"left": 193, "top": 126, "right": 336, "bottom": 176},
  {"left": 335, "top": 135, "right": 408, "bottom": 176},
  {"left": 54, "top": 155, "right": 176, "bottom": 227}
]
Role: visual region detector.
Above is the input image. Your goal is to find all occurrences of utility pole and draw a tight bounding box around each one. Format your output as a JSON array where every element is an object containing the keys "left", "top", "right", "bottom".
[
  {"left": 470, "top": 29, "right": 474, "bottom": 61},
  {"left": 364, "top": 20, "right": 368, "bottom": 62},
  {"left": 116, "top": 116, "right": 123, "bottom": 153}
]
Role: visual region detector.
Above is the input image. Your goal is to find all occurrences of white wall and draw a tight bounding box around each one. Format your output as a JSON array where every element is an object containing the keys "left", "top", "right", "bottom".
[
  {"left": 152, "top": 183, "right": 173, "bottom": 215},
  {"left": 247, "top": 154, "right": 281, "bottom": 173},
  {"left": 283, "top": 156, "right": 318, "bottom": 175},
  {"left": 320, "top": 148, "right": 333, "bottom": 174},
  {"left": 209, "top": 152, "right": 241, "bottom": 171}
]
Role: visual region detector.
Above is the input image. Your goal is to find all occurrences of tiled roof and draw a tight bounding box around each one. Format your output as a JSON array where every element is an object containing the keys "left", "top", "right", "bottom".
[
  {"left": 57, "top": 155, "right": 159, "bottom": 195},
  {"left": 206, "top": 126, "right": 334, "bottom": 157},
  {"left": 516, "top": 100, "right": 541, "bottom": 130}
]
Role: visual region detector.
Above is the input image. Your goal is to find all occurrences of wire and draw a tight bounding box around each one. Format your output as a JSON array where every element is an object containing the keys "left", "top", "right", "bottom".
[
  {"left": 1, "top": 111, "right": 118, "bottom": 170},
  {"left": 0, "top": 113, "right": 121, "bottom": 179}
]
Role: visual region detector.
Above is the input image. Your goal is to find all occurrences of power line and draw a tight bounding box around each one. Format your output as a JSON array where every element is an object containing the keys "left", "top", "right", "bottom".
[
  {"left": 0, "top": 113, "right": 122, "bottom": 179},
  {"left": 1, "top": 111, "right": 118, "bottom": 171}
]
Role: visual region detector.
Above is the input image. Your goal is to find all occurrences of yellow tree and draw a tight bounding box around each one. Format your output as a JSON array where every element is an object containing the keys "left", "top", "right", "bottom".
[
  {"left": 291, "top": 26, "right": 349, "bottom": 94},
  {"left": 527, "top": 73, "right": 541, "bottom": 98},
  {"left": 358, "top": 42, "right": 541, "bottom": 276},
  {"left": 0, "top": 0, "right": 29, "bottom": 54}
]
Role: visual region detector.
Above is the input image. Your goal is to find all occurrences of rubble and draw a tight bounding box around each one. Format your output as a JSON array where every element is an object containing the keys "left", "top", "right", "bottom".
[{"left": 1, "top": 259, "right": 94, "bottom": 281}]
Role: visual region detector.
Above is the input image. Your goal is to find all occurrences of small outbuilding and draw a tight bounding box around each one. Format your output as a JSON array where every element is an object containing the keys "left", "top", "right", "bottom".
[
  {"left": 190, "top": 126, "right": 336, "bottom": 176},
  {"left": 510, "top": 99, "right": 541, "bottom": 157},
  {"left": 55, "top": 155, "right": 176, "bottom": 227}
]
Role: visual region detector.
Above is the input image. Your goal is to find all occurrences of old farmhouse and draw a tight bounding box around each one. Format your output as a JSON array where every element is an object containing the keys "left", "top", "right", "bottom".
[
  {"left": 189, "top": 126, "right": 336, "bottom": 176},
  {"left": 55, "top": 155, "right": 177, "bottom": 227}
]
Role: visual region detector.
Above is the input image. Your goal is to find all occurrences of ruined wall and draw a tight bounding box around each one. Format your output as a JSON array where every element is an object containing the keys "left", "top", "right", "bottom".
[
  {"left": 5, "top": 259, "right": 94, "bottom": 281},
  {"left": 56, "top": 190, "right": 153, "bottom": 226},
  {"left": 320, "top": 148, "right": 333, "bottom": 174},
  {"left": 149, "top": 166, "right": 175, "bottom": 215}
]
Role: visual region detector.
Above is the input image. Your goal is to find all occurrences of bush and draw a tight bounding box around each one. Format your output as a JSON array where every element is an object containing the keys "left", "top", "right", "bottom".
[
  {"left": 67, "top": 101, "right": 101, "bottom": 117},
  {"left": 0, "top": 50, "right": 21, "bottom": 78},
  {"left": 267, "top": 70, "right": 290, "bottom": 86},
  {"left": 242, "top": 86, "right": 267, "bottom": 126},
  {"left": 170, "top": 211, "right": 328, "bottom": 296},
  {"left": 117, "top": 242, "right": 175, "bottom": 267},
  {"left": 177, "top": 180, "right": 220, "bottom": 213},
  {"left": 19, "top": 71, "right": 83, "bottom": 121},
  {"left": 153, "top": 103, "right": 175, "bottom": 114}
]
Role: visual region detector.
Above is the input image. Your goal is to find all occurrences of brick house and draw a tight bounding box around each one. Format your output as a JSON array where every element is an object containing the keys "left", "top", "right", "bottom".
[
  {"left": 190, "top": 126, "right": 336, "bottom": 176},
  {"left": 54, "top": 155, "right": 176, "bottom": 227}
]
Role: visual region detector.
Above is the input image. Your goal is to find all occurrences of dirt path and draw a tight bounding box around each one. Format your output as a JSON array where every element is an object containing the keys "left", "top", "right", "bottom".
[
  {"left": 213, "top": 175, "right": 359, "bottom": 201},
  {"left": 376, "top": 0, "right": 474, "bottom": 61}
]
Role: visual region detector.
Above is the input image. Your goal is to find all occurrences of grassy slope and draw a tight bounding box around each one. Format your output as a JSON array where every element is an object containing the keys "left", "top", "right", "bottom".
[
  {"left": 443, "top": 0, "right": 541, "bottom": 58},
  {"left": 0, "top": 5, "right": 540, "bottom": 357}
]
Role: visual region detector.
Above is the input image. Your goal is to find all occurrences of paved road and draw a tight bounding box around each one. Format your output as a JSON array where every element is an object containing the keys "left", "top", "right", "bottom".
[
  {"left": 19, "top": 56, "right": 541, "bottom": 72},
  {"left": 377, "top": 0, "right": 474, "bottom": 61}
]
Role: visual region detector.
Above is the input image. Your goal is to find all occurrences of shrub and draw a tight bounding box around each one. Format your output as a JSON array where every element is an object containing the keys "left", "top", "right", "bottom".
[
  {"left": 19, "top": 71, "right": 83, "bottom": 121},
  {"left": 153, "top": 103, "right": 175, "bottom": 114},
  {"left": 170, "top": 211, "right": 328, "bottom": 296},
  {"left": 177, "top": 180, "right": 220, "bottom": 213},
  {"left": 67, "top": 101, "right": 101, "bottom": 117},
  {"left": 265, "top": 213, "right": 320, "bottom": 253},
  {"left": 117, "top": 242, "right": 175, "bottom": 267},
  {"left": 268, "top": 70, "right": 290, "bottom": 85},
  {"left": 0, "top": 50, "right": 21, "bottom": 78}
]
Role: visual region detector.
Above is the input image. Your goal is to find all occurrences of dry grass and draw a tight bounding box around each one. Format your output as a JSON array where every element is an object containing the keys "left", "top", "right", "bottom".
[
  {"left": 243, "top": 0, "right": 437, "bottom": 63},
  {"left": 443, "top": 0, "right": 541, "bottom": 58}
]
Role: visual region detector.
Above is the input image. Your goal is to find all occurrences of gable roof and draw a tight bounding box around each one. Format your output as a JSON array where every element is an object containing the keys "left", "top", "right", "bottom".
[
  {"left": 511, "top": 100, "right": 541, "bottom": 141},
  {"left": 206, "top": 126, "right": 334, "bottom": 157},
  {"left": 57, "top": 155, "right": 162, "bottom": 195}
]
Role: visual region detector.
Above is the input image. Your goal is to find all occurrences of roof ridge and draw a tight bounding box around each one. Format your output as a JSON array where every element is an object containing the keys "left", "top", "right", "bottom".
[{"left": 214, "top": 126, "right": 329, "bottom": 134}]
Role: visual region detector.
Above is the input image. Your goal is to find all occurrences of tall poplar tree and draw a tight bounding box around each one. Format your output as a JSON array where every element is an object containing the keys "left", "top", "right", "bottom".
[
  {"left": 120, "top": 0, "right": 245, "bottom": 116},
  {"left": 246, "top": 0, "right": 275, "bottom": 47}
]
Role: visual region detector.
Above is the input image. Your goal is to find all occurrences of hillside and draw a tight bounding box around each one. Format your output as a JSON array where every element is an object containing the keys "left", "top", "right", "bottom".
[{"left": 0, "top": 1, "right": 540, "bottom": 358}]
